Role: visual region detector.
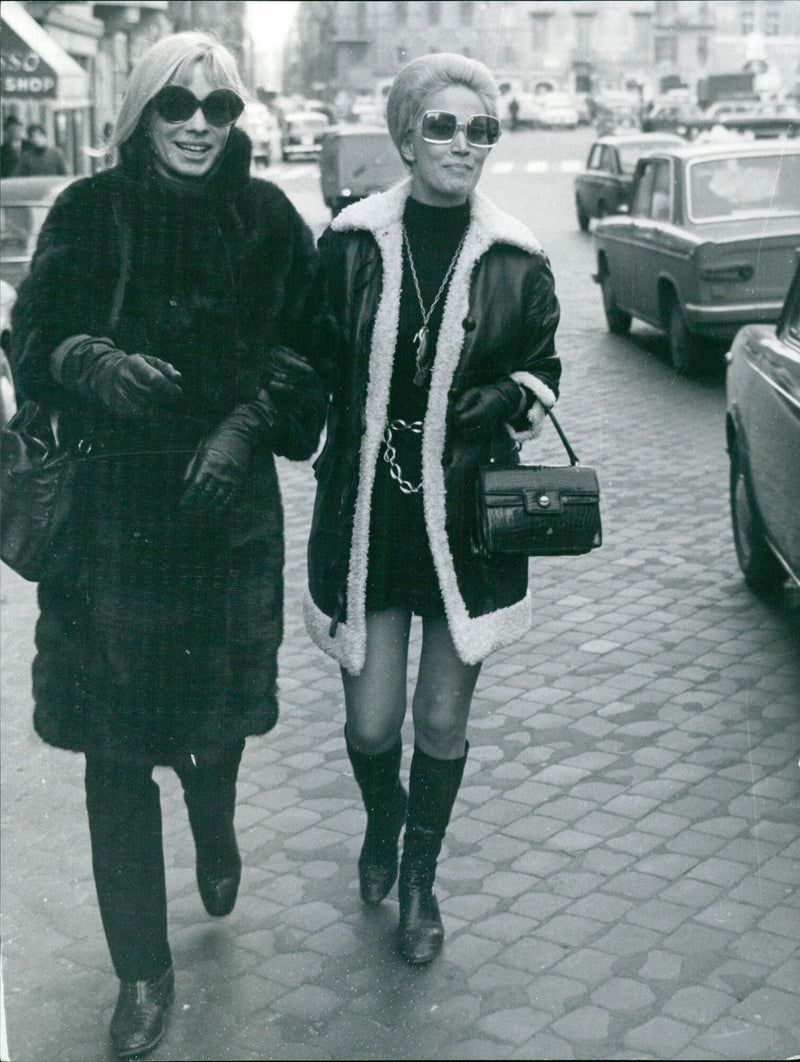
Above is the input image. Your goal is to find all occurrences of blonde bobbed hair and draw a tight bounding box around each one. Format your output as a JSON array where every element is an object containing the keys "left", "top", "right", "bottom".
[
  {"left": 386, "top": 53, "right": 499, "bottom": 164},
  {"left": 103, "top": 31, "right": 247, "bottom": 154}
]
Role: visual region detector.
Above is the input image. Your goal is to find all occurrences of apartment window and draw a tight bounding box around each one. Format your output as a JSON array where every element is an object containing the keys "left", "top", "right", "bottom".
[
  {"left": 356, "top": 1, "right": 367, "bottom": 35},
  {"left": 632, "top": 12, "right": 650, "bottom": 54},
  {"left": 741, "top": 5, "right": 755, "bottom": 35},
  {"left": 428, "top": 1, "right": 441, "bottom": 25},
  {"left": 394, "top": 2, "right": 408, "bottom": 26},
  {"left": 460, "top": 1, "right": 473, "bottom": 26},
  {"left": 531, "top": 14, "right": 550, "bottom": 52},
  {"left": 765, "top": 8, "right": 780, "bottom": 35},
  {"left": 655, "top": 36, "right": 678, "bottom": 64},
  {"left": 503, "top": 44, "right": 516, "bottom": 64},
  {"left": 697, "top": 35, "right": 708, "bottom": 63},
  {"left": 574, "top": 13, "right": 595, "bottom": 53}
]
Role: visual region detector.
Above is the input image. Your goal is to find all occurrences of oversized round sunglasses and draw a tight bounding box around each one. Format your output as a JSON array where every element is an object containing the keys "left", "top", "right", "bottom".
[
  {"left": 419, "top": 110, "right": 501, "bottom": 147},
  {"left": 152, "top": 85, "right": 245, "bottom": 128}
]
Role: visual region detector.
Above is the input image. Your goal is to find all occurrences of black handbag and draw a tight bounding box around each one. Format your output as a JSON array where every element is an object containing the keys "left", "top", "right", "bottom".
[
  {"left": 475, "top": 409, "right": 602, "bottom": 557},
  {"left": 0, "top": 401, "right": 92, "bottom": 581}
]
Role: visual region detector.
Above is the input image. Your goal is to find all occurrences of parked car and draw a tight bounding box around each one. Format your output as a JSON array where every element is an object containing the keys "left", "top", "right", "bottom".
[
  {"left": 641, "top": 101, "right": 705, "bottom": 136},
  {"left": 593, "top": 141, "right": 800, "bottom": 374},
  {"left": 536, "top": 92, "right": 579, "bottom": 129},
  {"left": 319, "top": 125, "right": 406, "bottom": 216},
  {"left": 594, "top": 106, "right": 640, "bottom": 137},
  {"left": 726, "top": 260, "right": 800, "bottom": 594},
  {"left": 574, "top": 133, "right": 683, "bottom": 230},
  {"left": 1, "top": 174, "right": 76, "bottom": 290},
  {"left": 237, "top": 100, "right": 282, "bottom": 166},
  {"left": 280, "top": 110, "right": 331, "bottom": 161}
]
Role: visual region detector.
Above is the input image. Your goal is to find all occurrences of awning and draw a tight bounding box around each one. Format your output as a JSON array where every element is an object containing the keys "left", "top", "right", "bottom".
[{"left": 1, "top": 1, "right": 89, "bottom": 107}]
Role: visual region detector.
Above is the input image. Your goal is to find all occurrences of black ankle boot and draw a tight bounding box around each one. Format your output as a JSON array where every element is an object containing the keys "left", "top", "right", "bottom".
[
  {"left": 398, "top": 744, "right": 468, "bottom": 964},
  {"left": 346, "top": 731, "right": 407, "bottom": 904},
  {"left": 176, "top": 746, "right": 243, "bottom": 917},
  {"left": 110, "top": 965, "right": 174, "bottom": 1059}
]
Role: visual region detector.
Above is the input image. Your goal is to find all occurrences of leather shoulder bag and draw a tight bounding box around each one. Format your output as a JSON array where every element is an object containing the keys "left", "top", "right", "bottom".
[{"left": 475, "top": 408, "right": 602, "bottom": 557}]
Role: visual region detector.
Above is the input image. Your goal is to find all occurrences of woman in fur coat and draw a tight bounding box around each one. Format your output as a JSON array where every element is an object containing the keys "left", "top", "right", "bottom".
[
  {"left": 305, "top": 54, "right": 561, "bottom": 965},
  {"left": 9, "top": 33, "right": 325, "bottom": 1059}
]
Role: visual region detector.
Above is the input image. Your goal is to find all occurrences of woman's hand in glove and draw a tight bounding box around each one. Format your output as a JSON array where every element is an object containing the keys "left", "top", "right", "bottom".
[
  {"left": 180, "top": 398, "right": 277, "bottom": 517},
  {"left": 180, "top": 430, "right": 252, "bottom": 517},
  {"left": 262, "top": 345, "right": 320, "bottom": 404},
  {"left": 53, "top": 336, "right": 183, "bottom": 417},
  {"left": 90, "top": 353, "right": 183, "bottom": 416},
  {"left": 450, "top": 379, "right": 524, "bottom": 441}
]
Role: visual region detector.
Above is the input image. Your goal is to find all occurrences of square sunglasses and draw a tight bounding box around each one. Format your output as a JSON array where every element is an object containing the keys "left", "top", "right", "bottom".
[
  {"left": 152, "top": 85, "right": 245, "bottom": 128},
  {"left": 419, "top": 110, "right": 501, "bottom": 148}
]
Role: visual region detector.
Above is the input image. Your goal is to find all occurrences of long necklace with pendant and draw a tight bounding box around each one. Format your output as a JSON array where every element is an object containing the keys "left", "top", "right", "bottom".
[{"left": 402, "top": 223, "right": 467, "bottom": 386}]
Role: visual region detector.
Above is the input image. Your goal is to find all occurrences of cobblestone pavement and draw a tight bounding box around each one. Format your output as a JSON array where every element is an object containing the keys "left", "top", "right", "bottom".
[{"left": 2, "top": 203, "right": 799, "bottom": 1061}]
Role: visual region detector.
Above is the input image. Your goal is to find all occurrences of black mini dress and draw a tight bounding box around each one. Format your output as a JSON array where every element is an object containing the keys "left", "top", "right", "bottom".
[{"left": 365, "top": 196, "right": 470, "bottom": 617}]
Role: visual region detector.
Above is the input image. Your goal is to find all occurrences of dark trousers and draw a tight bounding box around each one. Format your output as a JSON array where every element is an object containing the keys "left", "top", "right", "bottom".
[{"left": 84, "top": 740, "right": 244, "bottom": 982}]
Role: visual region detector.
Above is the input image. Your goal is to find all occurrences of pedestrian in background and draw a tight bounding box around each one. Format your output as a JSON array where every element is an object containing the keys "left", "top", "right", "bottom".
[
  {"left": 9, "top": 31, "right": 325, "bottom": 1060},
  {"left": 305, "top": 53, "right": 561, "bottom": 965},
  {"left": 14, "top": 123, "right": 68, "bottom": 175},
  {"left": 0, "top": 114, "right": 24, "bottom": 176}
]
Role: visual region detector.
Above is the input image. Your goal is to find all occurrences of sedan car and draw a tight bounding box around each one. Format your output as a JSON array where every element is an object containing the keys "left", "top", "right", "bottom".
[
  {"left": 726, "top": 260, "right": 800, "bottom": 594},
  {"left": 574, "top": 133, "right": 684, "bottom": 230},
  {"left": 1, "top": 174, "right": 76, "bottom": 290},
  {"left": 593, "top": 141, "right": 800, "bottom": 374},
  {"left": 281, "top": 110, "right": 330, "bottom": 161}
]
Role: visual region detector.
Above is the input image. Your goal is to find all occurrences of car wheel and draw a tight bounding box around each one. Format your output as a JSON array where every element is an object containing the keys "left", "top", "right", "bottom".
[
  {"left": 576, "top": 198, "right": 590, "bottom": 232},
  {"left": 600, "top": 271, "right": 631, "bottom": 335},
  {"left": 729, "top": 439, "right": 785, "bottom": 594},
  {"left": 666, "top": 298, "right": 700, "bottom": 375}
]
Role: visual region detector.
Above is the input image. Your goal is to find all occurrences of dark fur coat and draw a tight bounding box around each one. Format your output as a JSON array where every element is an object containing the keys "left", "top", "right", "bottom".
[{"left": 10, "top": 127, "right": 324, "bottom": 763}]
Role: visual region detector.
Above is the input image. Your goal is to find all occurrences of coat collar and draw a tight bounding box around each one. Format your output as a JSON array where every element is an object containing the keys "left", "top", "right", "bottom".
[{"left": 331, "top": 177, "right": 542, "bottom": 255}]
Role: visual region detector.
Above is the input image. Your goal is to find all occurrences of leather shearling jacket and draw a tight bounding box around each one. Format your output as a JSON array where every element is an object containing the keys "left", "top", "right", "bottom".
[{"left": 304, "top": 180, "right": 561, "bottom": 675}]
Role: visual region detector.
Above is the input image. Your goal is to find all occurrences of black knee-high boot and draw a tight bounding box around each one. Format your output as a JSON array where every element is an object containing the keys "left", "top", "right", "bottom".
[
  {"left": 398, "top": 742, "right": 468, "bottom": 964},
  {"left": 174, "top": 740, "right": 244, "bottom": 918},
  {"left": 346, "top": 729, "right": 408, "bottom": 904}
]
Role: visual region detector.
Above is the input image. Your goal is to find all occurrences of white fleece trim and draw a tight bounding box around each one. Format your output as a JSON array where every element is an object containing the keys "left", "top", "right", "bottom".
[
  {"left": 507, "top": 370, "right": 557, "bottom": 443},
  {"left": 316, "top": 180, "right": 544, "bottom": 674}
]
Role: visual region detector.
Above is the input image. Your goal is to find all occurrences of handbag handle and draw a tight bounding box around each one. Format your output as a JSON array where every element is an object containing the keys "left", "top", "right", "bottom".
[{"left": 546, "top": 407, "right": 581, "bottom": 466}]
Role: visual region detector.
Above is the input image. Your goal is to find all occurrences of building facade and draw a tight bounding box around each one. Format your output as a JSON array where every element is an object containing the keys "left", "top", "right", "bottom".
[
  {"left": 288, "top": 0, "right": 800, "bottom": 103},
  {"left": 1, "top": 0, "right": 248, "bottom": 176}
]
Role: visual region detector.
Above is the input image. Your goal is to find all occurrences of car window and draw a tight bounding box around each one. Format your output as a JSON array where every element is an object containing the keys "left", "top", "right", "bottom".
[
  {"left": 0, "top": 205, "right": 42, "bottom": 258},
  {"left": 650, "top": 160, "right": 672, "bottom": 221},
  {"left": 617, "top": 140, "right": 680, "bottom": 173},
  {"left": 688, "top": 153, "right": 800, "bottom": 221},
  {"left": 632, "top": 161, "right": 655, "bottom": 216},
  {"left": 599, "top": 146, "right": 617, "bottom": 173},
  {"left": 587, "top": 144, "right": 603, "bottom": 169}
]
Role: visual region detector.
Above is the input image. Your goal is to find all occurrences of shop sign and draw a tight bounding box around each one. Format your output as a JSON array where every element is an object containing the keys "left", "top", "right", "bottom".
[{"left": 1, "top": 22, "right": 57, "bottom": 98}]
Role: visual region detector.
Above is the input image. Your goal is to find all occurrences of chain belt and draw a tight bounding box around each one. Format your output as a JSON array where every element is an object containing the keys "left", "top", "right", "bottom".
[{"left": 382, "top": 419, "right": 423, "bottom": 495}]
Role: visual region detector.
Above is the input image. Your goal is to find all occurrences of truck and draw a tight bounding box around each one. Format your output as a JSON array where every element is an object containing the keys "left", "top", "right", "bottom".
[{"left": 697, "top": 73, "right": 757, "bottom": 110}]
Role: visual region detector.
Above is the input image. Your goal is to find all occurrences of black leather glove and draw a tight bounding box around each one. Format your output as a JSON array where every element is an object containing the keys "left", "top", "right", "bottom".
[
  {"left": 262, "top": 345, "right": 320, "bottom": 405},
  {"left": 180, "top": 393, "right": 277, "bottom": 517},
  {"left": 51, "top": 335, "right": 182, "bottom": 417},
  {"left": 450, "top": 379, "right": 525, "bottom": 441}
]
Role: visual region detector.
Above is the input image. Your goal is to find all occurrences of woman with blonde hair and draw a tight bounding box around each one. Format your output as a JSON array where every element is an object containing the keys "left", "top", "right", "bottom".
[
  {"left": 10, "top": 31, "right": 325, "bottom": 1058},
  {"left": 306, "top": 53, "right": 561, "bottom": 964}
]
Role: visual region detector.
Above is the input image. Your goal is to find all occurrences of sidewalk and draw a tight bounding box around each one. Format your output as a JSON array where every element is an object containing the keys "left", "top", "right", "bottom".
[{"left": 2, "top": 323, "right": 799, "bottom": 1060}]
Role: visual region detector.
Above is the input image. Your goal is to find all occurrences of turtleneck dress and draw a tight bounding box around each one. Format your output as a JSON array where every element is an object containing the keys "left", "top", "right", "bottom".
[{"left": 365, "top": 196, "right": 470, "bottom": 616}]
